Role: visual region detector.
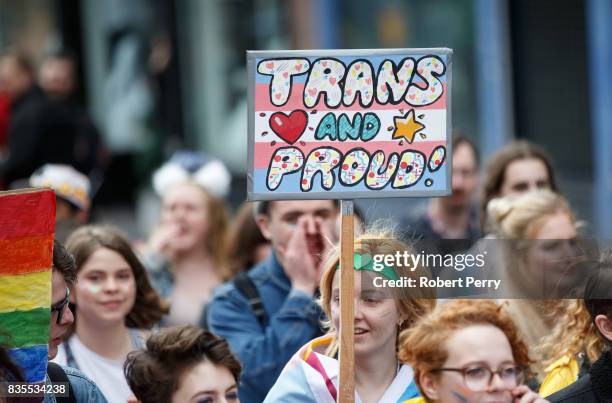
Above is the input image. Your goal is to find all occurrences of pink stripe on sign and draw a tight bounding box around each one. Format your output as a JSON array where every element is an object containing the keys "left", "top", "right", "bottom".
[
  {"left": 254, "top": 83, "right": 447, "bottom": 112},
  {"left": 253, "top": 140, "right": 446, "bottom": 169}
]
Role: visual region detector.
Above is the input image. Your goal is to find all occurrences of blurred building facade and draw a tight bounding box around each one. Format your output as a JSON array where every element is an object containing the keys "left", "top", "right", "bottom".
[{"left": 0, "top": 0, "right": 610, "bottom": 237}]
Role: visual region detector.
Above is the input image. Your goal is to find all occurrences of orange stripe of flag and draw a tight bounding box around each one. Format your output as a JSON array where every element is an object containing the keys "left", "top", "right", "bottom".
[{"left": 0, "top": 235, "right": 53, "bottom": 275}]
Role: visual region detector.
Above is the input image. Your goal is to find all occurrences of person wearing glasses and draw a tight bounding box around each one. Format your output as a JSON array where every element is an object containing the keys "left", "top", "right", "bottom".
[
  {"left": 45, "top": 239, "right": 108, "bottom": 402},
  {"left": 399, "top": 300, "right": 548, "bottom": 403},
  {"left": 52, "top": 226, "right": 168, "bottom": 403}
]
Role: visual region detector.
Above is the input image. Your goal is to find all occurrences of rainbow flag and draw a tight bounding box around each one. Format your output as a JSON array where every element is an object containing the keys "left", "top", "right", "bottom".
[{"left": 0, "top": 189, "right": 55, "bottom": 384}]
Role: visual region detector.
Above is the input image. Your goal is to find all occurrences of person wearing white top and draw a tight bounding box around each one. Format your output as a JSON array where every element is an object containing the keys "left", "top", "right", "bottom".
[
  {"left": 54, "top": 332, "right": 141, "bottom": 403},
  {"left": 53, "top": 225, "right": 168, "bottom": 402},
  {"left": 265, "top": 234, "right": 436, "bottom": 403}
]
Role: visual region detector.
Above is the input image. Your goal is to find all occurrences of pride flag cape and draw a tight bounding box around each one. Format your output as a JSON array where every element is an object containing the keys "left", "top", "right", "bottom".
[
  {"left": 0, "top": 189, "right": 55, "bottom": 384},
  {"left": 264, "top": 334, "right": 422, "bottom": 402}
]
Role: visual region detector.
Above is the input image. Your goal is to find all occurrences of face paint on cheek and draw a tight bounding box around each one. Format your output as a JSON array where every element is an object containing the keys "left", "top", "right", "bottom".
[
  {"left": 82, "top": 283, "right": 102, "bottom": 294},
  {"left": 452, "top": 390, "right": 468, "bottom": 402},
  {"left": 117, "top": 282, "right": 135, "bottom": 293}
]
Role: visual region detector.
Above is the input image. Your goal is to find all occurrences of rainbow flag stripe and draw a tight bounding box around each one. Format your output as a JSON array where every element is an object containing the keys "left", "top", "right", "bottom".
[{"left": 0, "top": 189, "right": 55, "bottom": 383}]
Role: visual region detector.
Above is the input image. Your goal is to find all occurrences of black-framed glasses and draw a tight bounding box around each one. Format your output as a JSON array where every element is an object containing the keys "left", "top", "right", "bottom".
[
  {"left": 431, "top": 364, "right": 525, "bottom": 392},
  {"left": 51, "top": 287, "right": 70, "bottom": 325}
]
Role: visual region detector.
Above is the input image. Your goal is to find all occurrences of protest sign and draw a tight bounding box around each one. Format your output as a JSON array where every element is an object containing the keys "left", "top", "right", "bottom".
[
  {"left": 247, "top": 48, "right": 452, "bottom": 402},
  {"left": 247, "top": 48, "right": 452, "bottom": 200}
]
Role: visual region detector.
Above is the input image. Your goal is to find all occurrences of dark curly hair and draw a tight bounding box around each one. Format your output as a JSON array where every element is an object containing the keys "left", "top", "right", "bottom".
[{"left": 124, "top": 325, "right": 241, "bottom": 403}]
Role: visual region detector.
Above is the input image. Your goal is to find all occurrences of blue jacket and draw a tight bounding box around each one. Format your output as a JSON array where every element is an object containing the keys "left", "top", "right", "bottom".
[
  {"left": 207, "top": 252, "right": 324, "bottom": 403},
  {"left": 44, "top": 365, "right": 108, "bottom": 403}
]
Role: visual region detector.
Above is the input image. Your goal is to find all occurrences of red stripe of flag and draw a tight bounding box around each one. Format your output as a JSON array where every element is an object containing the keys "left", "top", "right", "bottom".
[{"left": 0, "top": 190, "right": 55, "bottom": 240}]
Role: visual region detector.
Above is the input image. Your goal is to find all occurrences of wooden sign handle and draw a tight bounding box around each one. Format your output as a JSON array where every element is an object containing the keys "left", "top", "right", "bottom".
[{"left": 338, "top": 200, "right": 355, "bottom": 402}]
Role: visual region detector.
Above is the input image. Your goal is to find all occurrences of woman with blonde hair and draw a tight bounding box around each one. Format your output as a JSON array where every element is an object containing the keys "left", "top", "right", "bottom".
[
  {"left": 537, "top": 299, "right": 603, "bottom": 396},
  {"left": 400, "top": 299, "right": 548, "bottom": 403},
  {"left": 486, "top": 190, "right": 584, "bottom": 357},
  {"left": 144, "top": 151, "right": 232, "bottom": 325},
  {"left": 54, "top": 225, "right": 169, "bottom": 403},
  {"left": 265, "top": 232, "right": 435, "bottom": 402}
]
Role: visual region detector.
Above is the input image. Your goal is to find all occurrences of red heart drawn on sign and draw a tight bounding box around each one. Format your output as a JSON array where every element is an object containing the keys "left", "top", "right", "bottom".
[{"left": 269, "top": 110, "right": 308, "bottom": 145}]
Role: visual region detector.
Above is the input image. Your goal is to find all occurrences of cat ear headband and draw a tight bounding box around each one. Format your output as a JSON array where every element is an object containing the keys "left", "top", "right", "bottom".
[{"left": 152, "top": 151, "right": 232, "bottom": 198}]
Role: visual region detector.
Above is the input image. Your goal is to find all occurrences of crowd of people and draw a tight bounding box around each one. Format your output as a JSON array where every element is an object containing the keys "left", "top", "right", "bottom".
[{"left": 0, "top": 51, "right": 611, "bottom": 403}]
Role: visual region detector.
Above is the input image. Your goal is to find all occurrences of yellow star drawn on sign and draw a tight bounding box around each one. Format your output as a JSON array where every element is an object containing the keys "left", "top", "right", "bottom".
[{"left": 392, "top": 109, "right": 425, "bottom": 144}]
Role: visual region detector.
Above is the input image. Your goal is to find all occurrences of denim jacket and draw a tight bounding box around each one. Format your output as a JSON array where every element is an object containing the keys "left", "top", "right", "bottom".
[
  {"left": 142, "top": 251, "right": 173, "bottom": 299},
  {"left": 44, "top": 365, "right": 108, "bottom": 403},
  {"left": 207, "top": 252, "right": 324, "bottom": 403}
]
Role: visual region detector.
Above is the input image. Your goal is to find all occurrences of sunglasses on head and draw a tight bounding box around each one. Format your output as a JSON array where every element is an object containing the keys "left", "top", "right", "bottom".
[{"left": 51, "top": 287, "right": 70, "bottom": 325}]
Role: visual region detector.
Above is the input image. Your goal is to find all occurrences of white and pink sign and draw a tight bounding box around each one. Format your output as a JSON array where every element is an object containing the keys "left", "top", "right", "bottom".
[{"left": 247, "top": 48, "right": 452, "bottom": 200}]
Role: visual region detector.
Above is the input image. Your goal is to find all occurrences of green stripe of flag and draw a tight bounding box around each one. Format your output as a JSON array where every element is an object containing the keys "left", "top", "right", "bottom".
[{"left": 0, "top": 307, "right": 50, "bottom": 347}]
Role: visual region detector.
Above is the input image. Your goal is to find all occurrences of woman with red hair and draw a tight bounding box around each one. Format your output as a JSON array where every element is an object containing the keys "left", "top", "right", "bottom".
[{"left": 399, "top": 300, "right": 548, "bottom": 403}]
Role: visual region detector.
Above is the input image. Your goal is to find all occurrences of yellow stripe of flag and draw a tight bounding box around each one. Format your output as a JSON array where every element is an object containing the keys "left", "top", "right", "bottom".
[{"left": 0, "top": 271, "right": 52, "bottom": 313}]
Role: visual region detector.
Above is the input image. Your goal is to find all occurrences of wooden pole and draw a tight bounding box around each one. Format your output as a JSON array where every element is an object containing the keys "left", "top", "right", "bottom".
[{"left": 338, "top": 200, "right": 355, "bottom": 402}]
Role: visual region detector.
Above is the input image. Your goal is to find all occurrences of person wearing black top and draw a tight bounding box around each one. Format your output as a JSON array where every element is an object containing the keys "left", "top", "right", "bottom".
[{"left": 549, "top": 255, "right": 612, "bottom": 402}]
